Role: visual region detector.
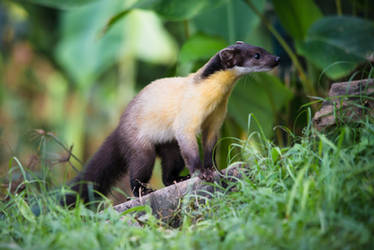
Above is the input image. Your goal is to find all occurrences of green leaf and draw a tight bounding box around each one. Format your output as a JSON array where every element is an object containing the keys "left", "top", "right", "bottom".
[
  {"left": 16, "top": 197, "right": 36, "bottom": 223},
  {"left": 297, "top": 41, "right": 361, "bottom": 80},
  {"left": 272, "top": 0, "right": 322, "bottom": 40},
  {"left": 271, "top": 147, "right": 281, "bottom": 162},
  {"left": 177, "top": 34, "right": 227, "bottom": 75},
  {"left": 133, "top": 0, "right": 228, "bottom": 21},
  {"left": 126, "top": 10, "right": 178, "bottom": 64},
  {"left": 228, "top": 73, "right": 293, "bottom": 137},
  {"left": 192, "top": 0, "right": 266, "bottom": 43},
  {"left": 103, "top": 0, "right": 228, "bottom": 34},
  {"left": 120, "top": 205, "right": 151, "bottom": 216},
  {"left": 297, "top": 16, "right": 374, "bottom": 79},
  {"left": 179, "top": 34, "right": 227, "bottom": 63},
  {"left": 22, "top": 0, "right": 100, "bottom": 9},
  {"left": 101, "top": 10, "right": 132, "bottom": 36},
  {"left": 56, "top": 1, "right": 177, "bottom": 86},
  {"left": 56, "top": 0, "right": 126, "bottom": 86}
]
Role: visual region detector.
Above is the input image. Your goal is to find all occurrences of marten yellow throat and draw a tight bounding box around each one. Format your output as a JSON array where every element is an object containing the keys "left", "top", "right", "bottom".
[{"left": 64, "top": 41, "right": 280, "bottom": 205}]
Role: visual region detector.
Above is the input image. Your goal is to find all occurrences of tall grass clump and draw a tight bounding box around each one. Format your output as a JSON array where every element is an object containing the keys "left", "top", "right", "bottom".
[
  {"left": 1, "top": 116, "right": 374, "bottom": 249},
  {"left": 178, "top": 115, "right": 374, "bottom": 249}
]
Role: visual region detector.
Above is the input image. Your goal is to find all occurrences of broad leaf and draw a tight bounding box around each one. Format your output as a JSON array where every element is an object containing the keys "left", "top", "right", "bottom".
[
  {"left": 126, "top": 10, "right": 178, "bottom": 64},
  {"left": 297, "top": 16, "right": 374, "bottom": 79},
  {"left": 103, "top": 0, "right": 228, "bottom": 34},
  {"left": 22, "top": 0, "right": 100, "bottom": 9},
  {"left": 177, "top": 34, "right": 227, "bottom": 75},
  {"left": 193, "top": 0, "right": 266, "bottom": 43},
  {"left": 272, "top": 0, "right": 322, "bottom": 40},
  {"left": 56, "top": 0, "right": 126, "bottom": 86},
  {"left": 56, "top": 0, "right": 177, "bottom": 86},
  {"left": 229, "top": 73, "right": 293, "bottom": 137},
  {"left": 133, "top": 0, "right": 228, "bottom": 21},
  {"left": 179, "top": 34, "right": 227, "bottom": 63}
]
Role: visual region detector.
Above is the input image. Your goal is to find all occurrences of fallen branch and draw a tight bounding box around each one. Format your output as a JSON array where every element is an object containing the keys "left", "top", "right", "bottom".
[
  {"left": 313, "top": 79, "right": 374, "bottom": 130},
  {"left": 113, "top": 163, "right": 246, "bottom": 219}
]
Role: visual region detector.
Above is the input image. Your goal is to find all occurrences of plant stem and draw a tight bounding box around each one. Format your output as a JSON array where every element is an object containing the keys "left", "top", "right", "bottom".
[
  {"left": 336, "top": 0, "right": 342, "bottom": 15},
  {"left": 183, "top": 20, "right": 190, "bottom": 40},
  {"left": 244, "top": 0, "right": 316, "bottom": 97}
]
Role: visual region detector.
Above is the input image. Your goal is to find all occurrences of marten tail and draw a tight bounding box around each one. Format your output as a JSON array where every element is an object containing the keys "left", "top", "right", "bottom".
[{"left": 62, "top": 128, "right": 126, "bottom": 206}]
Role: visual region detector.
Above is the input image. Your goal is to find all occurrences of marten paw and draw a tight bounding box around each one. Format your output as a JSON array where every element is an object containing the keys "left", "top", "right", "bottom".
[
  {"left": 199, "top": 169, "right": 215, "bottom": 182},
  {"left": 175, "top": 175, "right": 191, "bottom": 183},
  {"left": 140, "top": 187, "right": 154, "bottom": 196}
]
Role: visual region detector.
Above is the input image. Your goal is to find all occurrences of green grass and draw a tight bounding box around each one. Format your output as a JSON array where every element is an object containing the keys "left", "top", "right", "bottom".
[{"left": 1, "top": 116, "right": 374, "bottom": 250}]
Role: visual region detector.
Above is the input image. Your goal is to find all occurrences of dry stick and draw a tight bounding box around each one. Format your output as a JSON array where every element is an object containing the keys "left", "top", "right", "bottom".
[
  {"left": 47, "top": 133, "right": 83, "bottom": 166},
  {"left": 113, "top": 163, "right": 246, "bottom": 217}
]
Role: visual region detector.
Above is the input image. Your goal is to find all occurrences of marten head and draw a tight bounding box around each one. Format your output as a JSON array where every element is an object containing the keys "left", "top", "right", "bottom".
[
  {"left": 220, "top": 41, "right": 280, "bottom": 75},
  {"left": 201, "top": 41, "right": 280, "bottom": 78}
]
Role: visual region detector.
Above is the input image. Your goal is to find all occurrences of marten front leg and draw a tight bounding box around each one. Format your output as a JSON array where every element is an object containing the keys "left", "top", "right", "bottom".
[
  {"left": 176, "top": 132, "right": 201, "bottom": 174},
  {"left": 201, "top": 104, "right": 226, "bottom": 181},
  {"left": 156, "top": 141, "right": 188, "bottom": 186},
  {"left": 201, "top": 130, "right": 217, "bottom": 182},
  {"left": 175, "top": 108, "right": 215, "bottom": 182},
  {"left": 176, "top": 131, "right": 215, "bottom": 182}
]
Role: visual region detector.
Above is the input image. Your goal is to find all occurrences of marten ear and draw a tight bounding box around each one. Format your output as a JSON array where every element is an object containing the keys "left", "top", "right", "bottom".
[{"left": 219, "top": 48, "right": 236, "bottom": 68}]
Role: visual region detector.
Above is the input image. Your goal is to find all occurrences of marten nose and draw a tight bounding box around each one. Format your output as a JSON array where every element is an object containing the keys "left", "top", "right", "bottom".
[{"left": 273, "top": 56, "right": 280, "bottom": 66}]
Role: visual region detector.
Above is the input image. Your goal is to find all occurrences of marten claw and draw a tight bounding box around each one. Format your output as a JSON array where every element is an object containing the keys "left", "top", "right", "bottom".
[
  {"left": 175, "top": 175, "right": 190, "bottom": 183},
  {"left": 140, "top": 187, "right": 154, "bottom": 196},
  {"left": 199, "top": 169, "right": 215, "bottom": 182}
]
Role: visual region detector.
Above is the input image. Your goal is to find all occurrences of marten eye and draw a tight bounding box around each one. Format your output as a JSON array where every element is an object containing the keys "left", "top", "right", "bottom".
[{"left": 254, "top": 53, "right": 260, "bottom": 59}]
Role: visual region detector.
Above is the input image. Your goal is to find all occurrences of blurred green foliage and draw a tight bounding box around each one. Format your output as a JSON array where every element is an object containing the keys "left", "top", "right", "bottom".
[
  {"left": 272, "top": 0, "right": 322, "bottom": 40},
  {"left": 297, "top": 16, "right": 374, "bottom": 79},
  {"left": 1, "top": 0, "right": 373, "bottom": 194}
]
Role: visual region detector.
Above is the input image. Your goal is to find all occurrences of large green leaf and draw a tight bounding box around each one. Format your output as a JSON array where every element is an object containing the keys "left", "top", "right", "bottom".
[
  {"left": 133, "top": 0, "right": 228, "bottom": 21},
  {"left": 297, "top": 16, "right": 374, "bottom": 79},
  {"left": 22, "top": 0, "right": 100, "bottom": 9},
  {"left": 124, "top": 10, "right": 178, "bottom": 64},
  {"left": 192, "top": 0, "right": 266, "bottom": 43},
  {"left": 272, "top": 0, "right": 322, "bottom": 40},
  {"left": 56, "top": 0, "right": 126, "bottom": 86},
  {"left": 103, "top": 0, "right": 228, "bottom": 33},
  {"left": 177, "top": 34, "right": 227, "bottom": 75},
  {"left": 179, "top": 34, "right": 227, "bottom": 63},
  {"left": 229, "top": 73, "right": 293, "bottom": 137},
  {"left": 56, "top": 0, "right": 177, "bottom": 87}
]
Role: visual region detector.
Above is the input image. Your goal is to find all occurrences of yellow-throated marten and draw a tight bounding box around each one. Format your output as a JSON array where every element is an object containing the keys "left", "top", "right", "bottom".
[{"left": 64, "top": 41, "right": 280, "bottom": 205}]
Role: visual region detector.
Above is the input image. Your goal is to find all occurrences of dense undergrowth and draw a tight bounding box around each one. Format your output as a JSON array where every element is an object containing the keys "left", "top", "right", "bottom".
[{"left": 1, "top": 116, "right": 374, "bottom": 250}]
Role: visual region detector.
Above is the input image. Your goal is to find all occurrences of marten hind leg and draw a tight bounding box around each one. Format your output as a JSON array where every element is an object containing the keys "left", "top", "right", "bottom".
[
  {"left": 156, "top": 141, "right": 188, "bottom": 186},
  {"left": 129, "top": 144, "right": 156, "bottom": 197}
]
